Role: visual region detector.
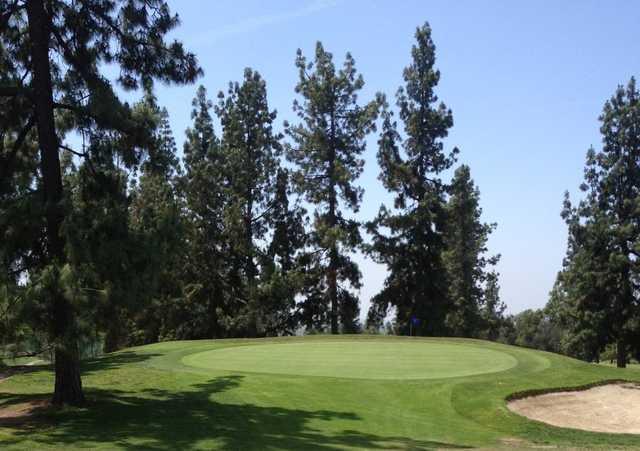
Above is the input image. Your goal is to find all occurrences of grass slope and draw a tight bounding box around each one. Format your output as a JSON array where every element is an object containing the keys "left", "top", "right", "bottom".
[{"left": 0, "top": 335, "right": 639, "bottom": 450}]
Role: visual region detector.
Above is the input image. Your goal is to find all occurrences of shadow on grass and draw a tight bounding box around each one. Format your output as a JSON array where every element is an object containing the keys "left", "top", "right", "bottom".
[
  {"left": 1, "top": 375, "right": 468, "bottom": 450},
  {"left": 0, "top": 364, "right": 48, "bottom": 380},
  {"left": 3, "top": 350, "right": 163, "bottom": 381},
  {"left": 81, "top": 351, "right": 164, "bottom": 375}
]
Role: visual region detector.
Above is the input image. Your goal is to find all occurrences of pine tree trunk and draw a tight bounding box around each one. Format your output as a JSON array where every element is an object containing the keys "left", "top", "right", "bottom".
[
  {"left": 617, "top": 338, "right": 627, "bottom": 368},
  {"left": 52, "top": 344, "right": 85, "bottom": 406},
  {"left": 27, "top": 0, "right": 85, "bottom": 405},
  {"left": 328, "top": 246, "right": 338, "bottom": 334}
]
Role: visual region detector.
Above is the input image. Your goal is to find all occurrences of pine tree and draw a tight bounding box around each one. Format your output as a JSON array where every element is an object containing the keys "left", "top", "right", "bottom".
[
  {"left": 258, "top": 168, "right": 307, "bottom": 335},
  {"left": 215, "top": 68, "right": 281, "bottom": 335},
  {"left": 479, "top": 271, "right": 507, "bottom": 341},
  {"left": 180, "top": 85, "right": 235, "bottom": 339},
  {"left": 285, "top": 42, "right": 379, "bottom": 333},
  {"left": 443, "top": 165, "right": 499, "bottom": 337},
  {"left": 366, "top": 23, "right": 457, "bottom": 336},
  {"left": 140, "top": 87, "right": 180, "bottom": 178},
  {"left": 0, "top": 0, "right": 199, "bottom": 405},
  {"left": 128, "top": 100, "right": 184, "bottom": 345},
  {"left": 64, "top": 137, "right": 127, "bottom": 352},
  {"left": 560, "top": 78, "right": 640, "bottom": 367}
]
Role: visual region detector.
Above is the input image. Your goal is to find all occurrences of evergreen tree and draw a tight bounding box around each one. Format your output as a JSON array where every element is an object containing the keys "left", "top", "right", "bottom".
[
  {"left": 560, "top": 78, "right": 640, "bottom": 367},
  {"left": 443, "top": 165, "right": 499, "bottom": 337},
  {"left": 479, "top": 271, "right": 507, "bottom": 341},
  {"left": 64, "top": 135, "right": 133, "bottom": 354},
  {"left": 259, "top": 168, "right": 307, "bottom": 335},
  {"left": 128, "top": 99, "right": 184, "bottom": 345},
  {"left": 285, "top": 42, "right": 379, "bottom": 333},
  {"left": 0, "top": 0, "right": 200, "bottom": 404},
  {"left": 367, "top": 23, "right": 458, "bottom": 336},
  {"left": 0, "top": 49, "right": 43, "bottom": 357},
  {"left": 215, "top": 68, "right": 281, "bottom": 335},
  {"left": 180, "top": 86, "right": 232, "bottom": 339},
  {"left": 141, "top": 88, "right": 180, "bottom": 177}
]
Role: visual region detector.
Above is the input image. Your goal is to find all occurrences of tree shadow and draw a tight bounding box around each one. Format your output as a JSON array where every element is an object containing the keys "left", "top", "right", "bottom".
[
  {"left": 2, "top": 351, "right": 163, "bottom": 381},
  {"left": 0, "top": 364, "right": 48, "bottom": 380},
  {"left": 80, "top": 351, "right": 164, "bottom": 375},
  {"left": 0, "top": 375, "right": 468, "bottom": 450}
]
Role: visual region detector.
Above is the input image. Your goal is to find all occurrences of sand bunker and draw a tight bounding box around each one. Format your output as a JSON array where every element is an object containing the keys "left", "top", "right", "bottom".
[{"left": 508, "top": 382, "right": 640, "bottom": 434}]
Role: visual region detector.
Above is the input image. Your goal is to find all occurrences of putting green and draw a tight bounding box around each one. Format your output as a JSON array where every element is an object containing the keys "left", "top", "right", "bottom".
[{"left": 182, "top": 340, "right": 518, "bottom": 379}]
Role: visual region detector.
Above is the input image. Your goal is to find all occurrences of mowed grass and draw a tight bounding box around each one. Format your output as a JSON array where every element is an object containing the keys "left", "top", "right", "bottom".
[
  {"left": 0, "top": 335, "right": 639, "bottom": 450},
  {"left": 182, "top": 340, "right": 518, "bottom": 379}
]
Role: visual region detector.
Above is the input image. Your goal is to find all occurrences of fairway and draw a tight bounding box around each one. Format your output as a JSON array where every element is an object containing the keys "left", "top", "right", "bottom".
[
  {"left": 2, "top": 335, "right": 640, "bottom": 450},
  {"left": 182, "top": 340, "right": 518, "bottom": 379}
]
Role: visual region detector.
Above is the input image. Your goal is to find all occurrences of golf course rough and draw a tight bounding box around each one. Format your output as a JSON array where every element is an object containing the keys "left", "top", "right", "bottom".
[
  {"left": 2, "top": 335, "right": 640, "bottom": 450},
  {"left": 182, "top": 340, "right": 518, "bottom": 379}
]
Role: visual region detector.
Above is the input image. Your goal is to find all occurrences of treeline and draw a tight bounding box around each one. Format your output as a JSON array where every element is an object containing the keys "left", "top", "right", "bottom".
[
  {"left": 2, "top": 22, "right": 507, "bottom": 353},
  {"left": 1, "top": 0, "right": 508, "bottom": 404},
  {"left": 14, "top": 25, "right": 504, "bottom": 352},
  {"left": 498, "top": 78, "right": 640, "bottom": 368}
]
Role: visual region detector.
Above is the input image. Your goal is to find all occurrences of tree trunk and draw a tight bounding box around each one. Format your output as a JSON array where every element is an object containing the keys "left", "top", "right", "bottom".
[
  {"left": 328, "top": 246, "right": 338, "bottom": 334},
  {"left": 617, "top": 338, "right": 627, "bottom": 368},
  {"left": 52, "top": 344, "right": 84, "bottom": 406},
  {"left": 27, "top": 0, "right": 85, "bottom": 405}
]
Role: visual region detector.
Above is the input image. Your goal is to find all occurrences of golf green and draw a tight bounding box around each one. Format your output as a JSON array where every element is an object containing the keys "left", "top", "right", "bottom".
[{"left": 182, "top": 340, "right": 518, "bottom": 379}]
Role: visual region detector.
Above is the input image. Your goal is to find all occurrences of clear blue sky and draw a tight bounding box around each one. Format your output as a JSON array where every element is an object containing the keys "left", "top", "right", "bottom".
[{"left": 142, "top": 0, "right": 640, "bottom": 317}]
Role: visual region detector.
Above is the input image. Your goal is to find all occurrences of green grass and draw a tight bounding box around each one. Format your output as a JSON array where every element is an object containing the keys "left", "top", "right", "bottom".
[
  {"left": 1, "top": 356, "right": 47, "bottom": 367},
  {"left": 1, "top": 335, "right": 639, "bottom": 450},
  {"left": 183, "top": 340, "right": 518, "bottom": 379}
]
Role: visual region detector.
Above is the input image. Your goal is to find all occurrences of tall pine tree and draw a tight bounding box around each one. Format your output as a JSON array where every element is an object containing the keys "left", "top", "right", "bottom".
[
  {"left": 128, "top": 93, "right": 185, "bottom": 345},
  {"left": 367, "top": 23, "right": 457, "bottom": 336},
  {"left": 180, "top": 86, "right": 230, "bottom": 339},
  {"left": 560, "top": 78, "right": 640, "bottom": 367},
  {"left": 215, "top": 68, "right": 281, "bottom": 335},
  {"left": 286, "top": 42, "right": 379, "bottom": 333},
  {"left": 443, "top": 165, "right": 499, "bottom": 337}
]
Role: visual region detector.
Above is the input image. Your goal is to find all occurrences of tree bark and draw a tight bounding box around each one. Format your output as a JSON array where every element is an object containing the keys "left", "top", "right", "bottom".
[
  {"left": 617, "top": 338, "right": 627, "bottom": 368},
  {"left": 52, "top": 343, "right": 84, "bottom": 406},
  {"left": 26, "top": 0, "right": 85, "bottom": 406}
]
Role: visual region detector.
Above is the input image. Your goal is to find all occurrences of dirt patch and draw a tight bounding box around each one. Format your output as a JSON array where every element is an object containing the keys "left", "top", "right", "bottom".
[
  {"left": 508, "top": 382, "right": 640, "bottom": 434},
  {"left": 0, "top": 398, "right": 50, "bottom": 426},
  {"left": 0, "top": 368, "right": 51, "bottom": 426}
]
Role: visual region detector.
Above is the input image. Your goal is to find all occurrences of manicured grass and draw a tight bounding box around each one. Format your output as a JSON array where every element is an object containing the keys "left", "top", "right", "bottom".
[
  {"left": 1, "top": 335, "right": 639, "bottom": 449},
  {"left": 183, "top": 340, "right": 517, "bottom": 379}
]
